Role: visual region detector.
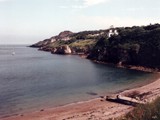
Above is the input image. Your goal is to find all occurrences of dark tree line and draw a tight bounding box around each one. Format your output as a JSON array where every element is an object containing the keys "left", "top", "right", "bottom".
[{"left": 88, "top": 24, "right": 160, "bottom": 69}]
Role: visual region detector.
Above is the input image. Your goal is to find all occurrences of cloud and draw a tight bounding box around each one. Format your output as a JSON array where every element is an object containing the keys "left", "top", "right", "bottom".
[
  {"left": 71, "top": 5, "right": 86, "bottom": 9},
  {"left": 60, "top": 0, "right": 109, "bottom": 9},
  {"left": 127, "top": 7, "right": 144, "bottom": 12},
  {"left": 59, "top": 5, "right": 69, "bottom": 9},
  {"left": 0, "top": 0, "right": 13, "bottom": 2},
  {"left": 83, "top": 0, "right": 107, "bottom": 6},
  {"left": 0, "top": 0, "right": 6, "bottom": 1}
]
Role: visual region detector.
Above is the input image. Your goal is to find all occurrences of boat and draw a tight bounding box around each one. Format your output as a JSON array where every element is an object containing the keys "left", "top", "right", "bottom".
[
  {"left": 12, "top": 52, "right": 15, "bottom": 55},
  {"left": 105, "top": 94, "right": 144, "bottom": 106}
]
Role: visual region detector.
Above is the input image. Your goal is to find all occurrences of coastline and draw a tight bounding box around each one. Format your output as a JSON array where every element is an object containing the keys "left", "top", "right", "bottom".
[
  {"left": 73, "top": 52, "right": 160, "bottom": 73},
  {"left": 34, "top": 45, "right": 160, "bottom": 73},
  {"left": 2, "top": 74, "right": 160, "bottom": 120},
  {"left": 92, "top": 60, "right": 160, "bottom": 73}
]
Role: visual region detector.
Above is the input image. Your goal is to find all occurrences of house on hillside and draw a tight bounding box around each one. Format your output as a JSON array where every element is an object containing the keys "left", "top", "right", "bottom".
[{"left": 107, "top": 25, "right": 119, "bottom": 38}]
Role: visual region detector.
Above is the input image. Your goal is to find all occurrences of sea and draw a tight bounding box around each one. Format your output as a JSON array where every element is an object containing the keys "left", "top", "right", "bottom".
[{"left": 0, "top": 45, "right": 157, "bottom": 118}]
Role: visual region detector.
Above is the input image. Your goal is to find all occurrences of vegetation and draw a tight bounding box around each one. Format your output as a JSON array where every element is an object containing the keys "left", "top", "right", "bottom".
[
  {"left": 31, "top": 23, "right": 160, "bottom": 69},
  {"left": 120, "top": 97, "right": 160, "bottom": 120},
  {"left": 69, "top": 39, "right": 97, "bottom": 48},
  {"left": 48, "top": 40, "right": 67, "bottom": 48},
  {"left": 71, "top": 30, "right": 106, "bottom": 40},
  {"left": 45, "top": 39, "right": 97, "bottom": 54},
  {"left": 88, "top": 24, "right": 160, "bottom": 69}
]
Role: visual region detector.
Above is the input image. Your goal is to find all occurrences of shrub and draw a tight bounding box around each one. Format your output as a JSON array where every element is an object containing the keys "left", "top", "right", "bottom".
[{"left": 121, "top": 97, "right": 160, "bottom": 120}]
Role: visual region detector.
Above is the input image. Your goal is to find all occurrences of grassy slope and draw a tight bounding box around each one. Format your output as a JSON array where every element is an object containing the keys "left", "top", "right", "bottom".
[
  {"left": 47, "top": 39, "right": 97, "bottom": 49},
  {"left": 48, "top": 41, "right": 67, "bottom": 48},
  {"left": 120, "top": 97, "right": 160, "bottom": 120},
  {"left": 69, "top": 39, "right": 97, "bottom": 48}
]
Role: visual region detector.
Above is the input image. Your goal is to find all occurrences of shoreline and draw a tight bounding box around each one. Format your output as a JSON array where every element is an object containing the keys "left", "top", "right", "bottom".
[
  {"left": 34, "top": 46, "right": 160, "bottom": 73},
  {"left": 92, "top": 59, "right": 160, "bottom": 73},
  {"left": 2, "top": 74, "right": 160, "bottom": 120}
]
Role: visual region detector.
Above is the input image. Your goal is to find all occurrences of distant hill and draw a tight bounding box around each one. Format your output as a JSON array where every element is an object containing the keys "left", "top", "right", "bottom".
[
  {"left": 30, "top": 31, "right": 73, "bottom": 48},
  {"left": 30, "top": 29, "right": 109, "bottom": 54}
]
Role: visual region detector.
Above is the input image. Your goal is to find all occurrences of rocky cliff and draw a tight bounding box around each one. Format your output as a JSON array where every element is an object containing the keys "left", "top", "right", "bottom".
[{"left": 51, "top": 45, "right": 72, "bottom": 54}]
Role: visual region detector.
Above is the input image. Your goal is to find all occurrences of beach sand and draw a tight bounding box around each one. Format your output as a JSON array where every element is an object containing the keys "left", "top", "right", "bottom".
[{"left": 2, "top": 77, "right": 160, "bottom": 120}]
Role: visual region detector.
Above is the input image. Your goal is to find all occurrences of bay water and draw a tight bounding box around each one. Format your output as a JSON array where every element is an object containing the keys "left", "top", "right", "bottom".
[{"left": 0, "top": 45, "right": 156, "bottom": 118}]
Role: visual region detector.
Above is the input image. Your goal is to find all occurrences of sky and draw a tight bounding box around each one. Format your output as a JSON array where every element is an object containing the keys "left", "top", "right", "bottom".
[{"left": 0, "top": 0, "right": 160, "bottom": 44}]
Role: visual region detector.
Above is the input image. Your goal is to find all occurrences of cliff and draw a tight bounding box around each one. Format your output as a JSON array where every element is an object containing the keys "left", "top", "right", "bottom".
[{"left": 88, "top": 24, "right": 160, "bottom": 70}]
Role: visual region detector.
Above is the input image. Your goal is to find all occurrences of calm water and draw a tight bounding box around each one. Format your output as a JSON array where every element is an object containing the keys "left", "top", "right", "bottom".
[{"left": 0, "top": 45, "right": 156, "bottom": 117}]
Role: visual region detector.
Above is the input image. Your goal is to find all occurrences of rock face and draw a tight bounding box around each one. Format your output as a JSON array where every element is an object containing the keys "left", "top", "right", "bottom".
[
  {"left": 58, "top": 31, "right": 73, "bottom": 40},
  {"left": 50, "top": 31, "right": 73, "bottom": 41},
  {"left": 51, "top": 45, "right": 72, "bottom": 54}
]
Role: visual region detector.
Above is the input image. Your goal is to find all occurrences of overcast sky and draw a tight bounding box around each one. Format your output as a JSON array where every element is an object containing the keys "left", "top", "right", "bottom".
[{"left": 0, "top": 0, "right": 160, "bottom": 44}]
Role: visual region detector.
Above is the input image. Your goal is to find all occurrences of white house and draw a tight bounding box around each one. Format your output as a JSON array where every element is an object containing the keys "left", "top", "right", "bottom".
[{"left": 108, "top": 29, "right": 118, "bottom": 38}]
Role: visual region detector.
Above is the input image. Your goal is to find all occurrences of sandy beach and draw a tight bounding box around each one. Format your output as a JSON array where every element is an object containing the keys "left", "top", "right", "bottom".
[
  {"left": 1, "top": 97, "right": 132, "bottom": 120},
  {"left": 1, "top": 73, "right": 160, "bottom": 120}
]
